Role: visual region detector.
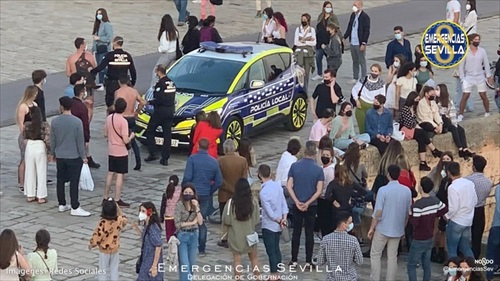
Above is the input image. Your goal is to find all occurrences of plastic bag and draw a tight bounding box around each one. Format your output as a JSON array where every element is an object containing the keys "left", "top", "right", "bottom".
[{"left": 79, "top": 164, "right": 94, "bottom": 191}]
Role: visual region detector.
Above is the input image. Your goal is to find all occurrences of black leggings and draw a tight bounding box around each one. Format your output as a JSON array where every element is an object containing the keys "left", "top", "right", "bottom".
[
  {"left": 442, "top": 116, "right": 468, "bottom": 149},
  {"left": 413, "top": 128, "right": 431, "bottom": 153}
]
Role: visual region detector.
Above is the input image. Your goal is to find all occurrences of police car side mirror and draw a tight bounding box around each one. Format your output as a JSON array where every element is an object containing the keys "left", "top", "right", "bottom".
[{"left": 250, "top": 80, "right": 265, "bottom": 90}]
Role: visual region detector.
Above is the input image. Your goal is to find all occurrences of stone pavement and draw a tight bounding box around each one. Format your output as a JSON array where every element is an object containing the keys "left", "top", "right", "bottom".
[{"left": 1, "top": 14, "right": 499, "bottom": 281}]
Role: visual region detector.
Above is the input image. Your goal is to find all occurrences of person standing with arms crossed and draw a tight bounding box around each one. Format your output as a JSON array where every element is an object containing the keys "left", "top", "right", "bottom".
[
  {"left": 91, "top": 36, "right": 137, "bottom": 113},
  {"left": 144, "top": 65, "right": 176, "bottom": 166}
]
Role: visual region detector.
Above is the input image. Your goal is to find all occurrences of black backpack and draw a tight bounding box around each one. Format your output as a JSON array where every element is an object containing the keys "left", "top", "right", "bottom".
[
  {"left": 75, "top": 53, "right": 96, "bottom": 87},
  {"left": 210, "top": 0, "right": 223, "bottom": 5}
]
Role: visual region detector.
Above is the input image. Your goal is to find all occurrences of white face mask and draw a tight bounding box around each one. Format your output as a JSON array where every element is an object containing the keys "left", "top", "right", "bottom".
[
  {"left": 441, "top": 169, "right": 447, "bottom": 178},
  {"left": 83, "top": 90, "right": 88, "bottom": 99},
  {"left": 466, "top": 4, "right": 471, "bottom": 10},
  {"left": 138, "top": 212, "right": 147, "bottom": 221},
  {"left": 43, "top": 78, "right": 47, "bottom": 85},
  {"left": 393, "top": 61, "right": 400, "bottom": 68},
  {"left": 84, "top": 45, "right": 88, "bottom": 51},
  {"left": 420, "top": 61, "right": 428, "bottom": 67},
  {"left": 324, "top": 7, "right": 333, "bottom": 13},
  {"left": 352, "top": 5, "right": 359, "bottom": 13}
]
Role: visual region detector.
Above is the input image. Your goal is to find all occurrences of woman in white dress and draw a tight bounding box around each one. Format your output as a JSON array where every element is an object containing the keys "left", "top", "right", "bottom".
[{"left": 385, "top": 54, "right": 407, "bottom": 115}]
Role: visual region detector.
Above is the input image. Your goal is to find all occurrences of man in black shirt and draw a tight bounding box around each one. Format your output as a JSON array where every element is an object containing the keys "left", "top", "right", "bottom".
[
  {"left": 310, "top": 69, "right": 342, "bottom": 119},
  {"left": 32, "top": 70, "right": 47, "bottom": 121},
  {"left": 91, "top": 36, "right": 137, "bottom": 111},
  {"left": 144, "top": 65, "right": 176, "bottom": 166}
]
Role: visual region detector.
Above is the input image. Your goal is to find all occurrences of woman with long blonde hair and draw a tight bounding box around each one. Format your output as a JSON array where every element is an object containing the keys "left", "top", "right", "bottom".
[{"left": 16, "top": 85, "right": 39, "bottom": 193}]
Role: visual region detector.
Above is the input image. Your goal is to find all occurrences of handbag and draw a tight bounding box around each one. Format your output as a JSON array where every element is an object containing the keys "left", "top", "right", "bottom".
[
  {"left": 246, "top": 232, "right": 259, "bottom": 247},
  {"left": 111, "top": 114, "right": 132, "bottom": 150},
  {"left": 136, "top": 225, "right": 149, "bottom": 274},
  {"left": 175, "top": 38, "right": 183, "bottom": 60},
  {"left": 400, "top": 126, "right": 415, "bottom": 140},
  {"left": 348, "top": 166, "right": 368, "bottom": 208},
  {"left": 351, "top": 76, "right": 368, "bottom": 105},
  {"left": 36, "top": 252, "right": 53, "bottom": 278}
]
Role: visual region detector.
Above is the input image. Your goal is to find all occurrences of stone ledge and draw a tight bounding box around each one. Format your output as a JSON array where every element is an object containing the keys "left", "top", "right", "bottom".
[{"left": 361, "top": 114, "right": 500, "bottom": 177}]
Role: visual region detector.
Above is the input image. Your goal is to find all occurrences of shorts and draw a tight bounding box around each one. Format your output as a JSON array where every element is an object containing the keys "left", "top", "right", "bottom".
[
  {"left": 462, "top": 80, "right": 487, "bottom": 93},
  {"left": 108, "top": 155, "right": 128, "bottom": 174}
]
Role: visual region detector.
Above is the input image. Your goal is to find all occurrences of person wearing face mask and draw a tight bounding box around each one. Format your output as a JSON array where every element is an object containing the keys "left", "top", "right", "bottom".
[
  {"left": 395, "top": 62, "right": 417, "bottom": 112},
  {"left": 312, "top": 1, "right": 342, "bottom": 81},
  {"left": 270, "top": 12, "right": 288, "bottom": 47},
  {"left": 415, "top": 56, "right": 434, "bottom": 92},
  {"left": 309, "top": 108, "right": 335, "bottom": 143},
  {"left": 151, "top": 14, "right": 179, "bottom": 88},
  {"left": 261, "top": 7, "right": 275, "bottom": 43},
  {"left": 365, "top": 94, "right": 393, "bottom": 155},
  {"left": 417, "top": 86, "right": 445, "bottom": 137},
  {"left": 460, "top": 257, "right": 484, "bottom": 281},
  {"left": 384, "top": 26, "right": 412, "bottom": 69},
  {"left": 91, "top": 36, "right": 137, "bottom": 112},
  {"left": 258, "top": 164, "right": 288, "bottom": 281},
  {"left": 255, "top": 0, "right": 271, "bottom": 18},
  {"left": 343, "top": 0, "right": 371, "bottom": 85},
  {"left": 294, "top": 13, "right": 317, "bottom": 94},
  {"left": 131, "top": 202, "right": 164, "bottom": 281},
  {"left": 92, "top": 8, "right": 114, "bottom": 91},
  {"left": 321, "top": 23, "right": 343, "bottom": 73},
  {"left": 71, "top": 84, "right": 101, "bottom": 170},
  {"left": 352, "top": 63, "right": 385, "bottom": 134},
  {"left": 458, "top": 33, "right": 494, "bottom": 121},
  {"left": 315, "top": 148, "right": 336, "bottom": 237},
  {"left": 444, "top": 258, "right": 463, "bottom": 281},
  {"left": 399, "top": 91, "right": 443, "bottom": 171},
  {"left": 407, "top": 177, "right": 447, "bottom": 281},
  {"left": 368, "top": 165, "right": 412, "bottom": 281},
  {"left": 331, "top": 102, "right": 370, "bottom": 150},
  {"left": 173, "top": 184, "right": 203, "bottom": 281},
  {"left": 315, "top": 211, "right": 363, "bottom": 281},
  {"left": 310, "top": 69, "right": 341, "bottom": 120},
  {"left": 461, "top": 0, "right": 477, "bottom": 34},
  {"left": 385, "top": 55, "right": 406, "bottom": 114}
]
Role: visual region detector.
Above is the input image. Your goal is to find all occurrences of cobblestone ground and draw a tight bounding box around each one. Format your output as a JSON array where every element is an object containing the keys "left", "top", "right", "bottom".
[
  {"left": 1, "top": 4, "right": 499, "bottom": 280},
  {"left": 0, "top": 0, "right": 408, "bottom": 84}
]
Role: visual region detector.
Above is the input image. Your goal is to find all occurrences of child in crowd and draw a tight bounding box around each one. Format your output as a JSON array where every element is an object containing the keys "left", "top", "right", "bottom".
[
  {"left": 160, "top": 175, "right": 182, "bottom": 242},
  {"left": 89, "top": 198, "right": 127, "bottom": 281},
  {"left": 189, "top": 111, "right": 206, "bottom": 156}
]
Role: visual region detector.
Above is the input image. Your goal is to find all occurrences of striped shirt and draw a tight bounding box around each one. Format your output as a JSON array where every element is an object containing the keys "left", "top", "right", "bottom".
[
  {"left": 410, "top": 195, "right": 447, "bottom": 240},
  {"left": 316, "top": 230, "right": 363, "bottom": 281},
  {"left": 466, "top": 172, "right": 493, "bottom": 207}
]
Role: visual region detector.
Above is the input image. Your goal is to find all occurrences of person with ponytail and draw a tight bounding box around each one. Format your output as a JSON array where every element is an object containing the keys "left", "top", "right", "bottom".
[
  {"left": 160, "top": 175, "right": 181, "bottom": 242},
  {"left": 27, "top": 229, "right": 58, "bottom": 281}
]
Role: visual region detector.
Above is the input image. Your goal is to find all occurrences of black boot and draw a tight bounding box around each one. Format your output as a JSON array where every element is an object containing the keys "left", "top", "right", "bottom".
[
  {"left": 430, "top": 247, "right": 438, "bottom": 263},
  {"left": 87, "top": 156, "right": 101, "bottom": 169},
  {"left": 432, "top": 148, "right": 443, "bottom": 158},
  {"left": 419, "top": 161, "right": 431, "bottom": 171}
]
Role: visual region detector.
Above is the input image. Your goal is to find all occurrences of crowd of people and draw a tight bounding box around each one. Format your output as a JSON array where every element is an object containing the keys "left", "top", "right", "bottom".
[{"left": 2, "top": 0, "right": 500, "bottom": 281}]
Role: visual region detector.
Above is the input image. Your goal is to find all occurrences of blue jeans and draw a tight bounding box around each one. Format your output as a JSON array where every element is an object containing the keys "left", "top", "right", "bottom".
[
  {"left": 454, "top": 77, "right": 474, "bottom": 112},
  {"left": 95, "top": 52, "right": 107, "bottom": 84},
  {"left": 174, "top": 0, "right": 189, "bottom": 23},
  {"left": 446, "top": 220, "right": 474, "bottom": 258},
  {"left": 198, "top": 195, "right": 213, "bottom": 253},
  {"left": 315, "top": 48, "right": 326, "bottom": 76},
  {"left": 178, "top": 230, "right": 199, "bottom": 281},
  {"left": 334, "top": 133, "right": 371, "bottom": 150},
  {"left": 262, "top": 228, "right": 282, "bottom": 273},
  {"left": 486, "top": 226, "right": 500, "bottom": 280},
  {"left": 407, "top": 238, "right": 433, "bottom": 281}
]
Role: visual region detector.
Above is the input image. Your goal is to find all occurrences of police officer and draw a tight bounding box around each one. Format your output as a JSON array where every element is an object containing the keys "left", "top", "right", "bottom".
[
  {"left": 91, "top": 36, "right": 137, "bottom": 112},
  {"left": 144, "top": 64, "right": 176, "bottom": 166}
]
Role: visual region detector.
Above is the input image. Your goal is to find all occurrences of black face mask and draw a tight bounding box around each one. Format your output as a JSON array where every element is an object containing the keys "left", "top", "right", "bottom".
[
  {"left": 301, "top": 21, "right": 308, "bottom": 27},
  {"left": 345, "top": 110, "right": 353, "bottom": 117},
  {"left": 428, "top": 96, "right": 435, "bottom": 101},
  {"left": 472, "top": 42, "right": 480, "bottom": 47},
  {"left": 413, "top": 100, "right": 419, "bottom": 106},
  {"left": 183, "top": 194, "right": 194, "bottom": 201},
  {"left": 324, "top": 79, "right": 331, "bottom": 85},
  {"left": 373, "top": 104, "right": 381, "bottom": 110},
  {"left": 321, "top": 156, "right": 330, "bottom": 165}
]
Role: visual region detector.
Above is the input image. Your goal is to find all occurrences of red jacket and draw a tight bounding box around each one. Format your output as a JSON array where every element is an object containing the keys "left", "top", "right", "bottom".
[
  {"left": 398, "top": 169, "right": 418, "bottom": 199},
  {"left": 191, "top": 121, "right": 222, "bottom": 158}
]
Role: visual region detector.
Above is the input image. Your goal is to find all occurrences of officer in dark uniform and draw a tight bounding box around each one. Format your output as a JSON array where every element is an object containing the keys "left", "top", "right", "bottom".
[
  {"left": 91, "top": 36, "right": 137, "bottom": 112},
  {"left": 144, "top": 64, "right": 176, "bottom": 166}
]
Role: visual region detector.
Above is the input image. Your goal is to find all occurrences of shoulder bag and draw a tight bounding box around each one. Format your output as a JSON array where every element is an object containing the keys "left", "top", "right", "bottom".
[
  {"left": 136, "top": 225, "right": 149, "bottom": 274},
  {"left": 36, "top": 252, "right": 53, "bottom": 278},
  {"left": 226, "top": 198, "right": 259, "bottom": 247},
  {"left": 15, "top": 252, "right": 27, "bottom": 281},
  {"left": 351, "top": 76, "right": 368, "bottom": 105},
  {"left": 111, "top": 114, "right": 132, "bottom": 150}
]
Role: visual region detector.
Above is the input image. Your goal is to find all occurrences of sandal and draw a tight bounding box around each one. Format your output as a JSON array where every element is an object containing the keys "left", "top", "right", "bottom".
[
  {"left": 38, "top": 198, "right": 47, "bottom": 204},
  {"left": 19, "top": 186, "right": 24, "bottom": 193},
  {"left": 27, "top": 197, "right": 37, "bottom": 202}
]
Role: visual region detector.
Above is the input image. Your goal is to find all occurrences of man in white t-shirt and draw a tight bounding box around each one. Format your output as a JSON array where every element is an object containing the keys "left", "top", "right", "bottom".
[{"left": 446, "top": 0, "right": 461, "bottom": 23}]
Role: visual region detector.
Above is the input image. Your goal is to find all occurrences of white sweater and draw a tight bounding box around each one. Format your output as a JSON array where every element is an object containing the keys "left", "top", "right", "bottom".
[{"left": 158, "top": 31, "right": 178, "bottom": 53}]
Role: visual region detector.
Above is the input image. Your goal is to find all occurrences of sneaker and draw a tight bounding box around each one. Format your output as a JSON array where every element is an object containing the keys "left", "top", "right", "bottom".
[
  {"left": 159, "top": 159, "right": 168, "bottom": 166},
  {"left": 58, "top": 205, "right": 71, "bottom": 212},
  {"left": 348, "top": 79, "right": 358, "bottom": 85},
  {"left": 457, "top": 114, "right": 464, "bottom": 122},
  {"left": 484, "top": 112, "right": 490, "bottom": 117},
  {"left": 116, "top": 200, "right": 131, "bottom": 208},
  {"left": 288, "top": 261, "right": 298, "bottom": 269},
  {"left": 192, "top": 0, "right": 201, "bottom": 3},
  {"left": 71, "top": 207, "right": 91, "bottom": 217},
  {"left": 311, "top": 75, "right": 322, "bottom": 81},
  {"left": 96, "top": 85, "right": 105, "bottom": 92},
  {"left": 199, "top": 252, "right": 207, "bottom": 257},
  {"left": 177, "top": 21, "right": 185, "bottom": 27}
]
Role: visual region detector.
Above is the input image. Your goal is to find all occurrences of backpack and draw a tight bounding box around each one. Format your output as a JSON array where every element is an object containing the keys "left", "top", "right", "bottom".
[
  {"left": 75, "top": 53, "right": 96, "bottom": 87},
  {"left": 200, "top": 27, "right": 214, "bottom": 42}
]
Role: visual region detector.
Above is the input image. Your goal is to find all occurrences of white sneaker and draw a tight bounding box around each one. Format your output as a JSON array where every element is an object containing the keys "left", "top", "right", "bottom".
[
  {"left": 192, "top": 0, "right": 201, "bottom": 3},
  {"left": 58, "top": 205, "right": 71, "bottom": 212},
  {"left": 71, "top": 207, "right": 91, "bottom": 217},
  {"left": 484, "top": 112, "right": 490, "bottom": 117},
  {"left": 348, "top": 79, "right": 358, "bottom": 85},
  {"left": 457, "top": 114, "right": 464, "bottom": 122},
  {"left": 96, "top": 85, "right": 105, "bottom": 92},
  {"left": 311, "top": 75, "right": 322, "bottom": 81}
]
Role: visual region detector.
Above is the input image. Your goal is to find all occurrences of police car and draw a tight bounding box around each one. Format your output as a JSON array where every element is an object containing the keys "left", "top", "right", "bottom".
[{"left": 135, "top": 42, "right": 307, "bottom": 148}]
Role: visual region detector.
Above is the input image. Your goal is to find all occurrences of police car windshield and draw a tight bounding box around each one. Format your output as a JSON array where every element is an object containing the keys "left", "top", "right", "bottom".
[{"left": 167, "top": 56, "right": 245, "bottom": 95}]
